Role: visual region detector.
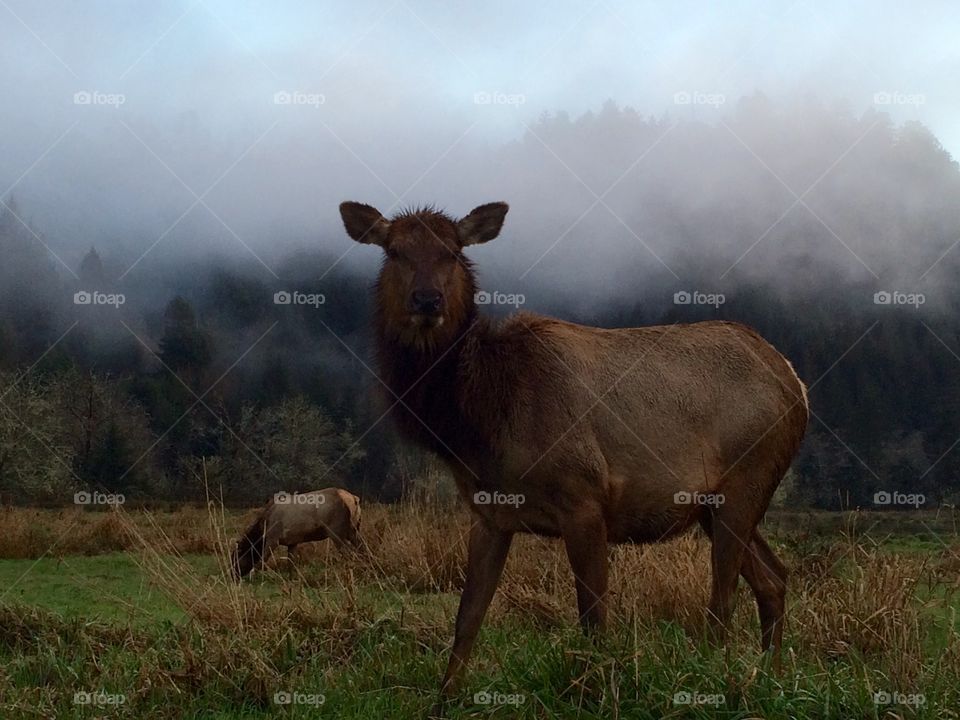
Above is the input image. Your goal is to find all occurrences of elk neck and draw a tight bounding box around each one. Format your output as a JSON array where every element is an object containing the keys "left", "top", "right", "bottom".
[{"left": 372, "top": 297, "right": 490, "bottom": 461}]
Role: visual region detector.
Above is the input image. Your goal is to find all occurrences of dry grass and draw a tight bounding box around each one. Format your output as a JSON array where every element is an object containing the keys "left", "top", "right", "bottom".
[
  {"left": 100, "top": 505, "right": 960, "bottom": 661},
  {"left": 0, "top": 504, "right": 225, "bottom": 559},
  {"left": 2, "top": 504, "right": 957, "bottom": 647}
]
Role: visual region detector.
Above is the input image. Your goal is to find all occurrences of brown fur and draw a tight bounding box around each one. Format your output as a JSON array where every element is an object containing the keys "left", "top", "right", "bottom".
[
  {"left": 231, "top": 488, "right": 362, "bottom": 579},
  {"left": 339, "top": 201, "right": 809, "bottom": 694}
]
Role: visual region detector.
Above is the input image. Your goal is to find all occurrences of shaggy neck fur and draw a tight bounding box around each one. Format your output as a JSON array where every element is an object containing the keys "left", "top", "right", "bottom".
[{"left": 372, "top": 264, "right": 489, "bottom": 459}]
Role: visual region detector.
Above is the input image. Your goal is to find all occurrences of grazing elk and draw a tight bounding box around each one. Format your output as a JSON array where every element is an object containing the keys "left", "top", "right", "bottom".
[
  {"left": 338, "top": 201, "right": 808, "bottom": 694},
  {"left": 231, "top": 488, "right": 362, "bottom": 579}
]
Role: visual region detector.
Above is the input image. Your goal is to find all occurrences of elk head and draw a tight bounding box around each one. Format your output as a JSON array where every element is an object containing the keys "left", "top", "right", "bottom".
[{"left": 339, "top": 201, "right": 508, "bottom": 349}]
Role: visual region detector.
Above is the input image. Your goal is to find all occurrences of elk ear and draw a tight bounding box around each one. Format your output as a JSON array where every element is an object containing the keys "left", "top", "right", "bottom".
[
  {"left": 457, "top": 202, "right": 509, "bottom": 247},
  {"left": 339, "top": 201, "right": 390, "bottom": 246}
]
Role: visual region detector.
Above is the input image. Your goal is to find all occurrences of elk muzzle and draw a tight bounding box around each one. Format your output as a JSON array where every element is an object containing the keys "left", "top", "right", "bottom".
[{"left": 410, "top": 289, "right": 444, "bottom": 316}]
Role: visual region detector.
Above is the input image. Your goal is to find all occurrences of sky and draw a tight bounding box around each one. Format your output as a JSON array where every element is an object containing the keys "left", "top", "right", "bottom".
[{"left": 0, "top": 0, "right": 957, "bottom": 281}]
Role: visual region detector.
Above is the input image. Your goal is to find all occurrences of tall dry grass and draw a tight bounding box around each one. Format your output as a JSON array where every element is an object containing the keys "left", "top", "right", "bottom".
[{"left": 1, "top": 501, "right": 958, "bottom": 705}]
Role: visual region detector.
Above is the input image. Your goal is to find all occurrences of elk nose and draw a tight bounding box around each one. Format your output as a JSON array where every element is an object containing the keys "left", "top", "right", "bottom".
[{"left": 411, "top": 290, "right": 443, "bottom": 314}]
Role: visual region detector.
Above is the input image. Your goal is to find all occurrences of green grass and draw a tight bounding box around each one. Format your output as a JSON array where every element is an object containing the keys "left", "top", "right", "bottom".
[
  {"left": 1, "top": 600, "right": 956, "bottom": 719},
  {"left": 0, "top": 554, "right": 458, "bottom": 629},
  {"left": 0, "top": 554, "right": 199, "bottom": 625}
]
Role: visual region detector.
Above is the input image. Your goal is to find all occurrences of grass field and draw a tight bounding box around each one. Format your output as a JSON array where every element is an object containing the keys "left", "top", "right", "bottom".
[{"left": 0, "top": 504, "right": 958, "bottom": 718}]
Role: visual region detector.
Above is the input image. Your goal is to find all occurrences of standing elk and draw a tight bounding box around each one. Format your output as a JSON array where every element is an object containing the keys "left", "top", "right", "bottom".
[{"left": 338, "top": 200, "right": 808, "bottom": 695}]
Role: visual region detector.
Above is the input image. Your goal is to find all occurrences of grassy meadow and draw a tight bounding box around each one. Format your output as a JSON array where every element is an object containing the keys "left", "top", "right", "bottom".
[{"left": 0, "top": 503, "right": 958, "bottom": 719}]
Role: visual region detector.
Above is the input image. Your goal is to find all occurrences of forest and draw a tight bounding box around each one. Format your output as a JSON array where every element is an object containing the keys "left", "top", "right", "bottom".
[{"left": 2, "top": 98, "right": 959, "bottom": 510}]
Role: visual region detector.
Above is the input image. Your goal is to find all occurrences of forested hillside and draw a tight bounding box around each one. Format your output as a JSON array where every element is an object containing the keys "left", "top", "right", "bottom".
[{"left": 2, "top": 100, "right": 959, "bottom": 509}]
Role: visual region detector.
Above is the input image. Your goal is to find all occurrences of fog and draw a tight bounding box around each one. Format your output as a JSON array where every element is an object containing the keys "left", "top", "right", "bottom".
[
  {"left": 2, "top": 0, "right": 959, "bottom": 311},
  {"left": 4, "top": 1, "right": 960, "bottom": 509}
]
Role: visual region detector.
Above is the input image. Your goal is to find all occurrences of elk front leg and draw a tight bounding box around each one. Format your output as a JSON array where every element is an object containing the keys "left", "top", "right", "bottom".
[
  {"left": 562, "top": 506, "right": 609, "bottom": 632},
  {"left": 439, "top": 519, "right": 513, "bottom": 696}
]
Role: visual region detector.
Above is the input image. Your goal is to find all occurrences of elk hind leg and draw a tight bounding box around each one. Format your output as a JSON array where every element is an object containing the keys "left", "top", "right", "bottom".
[
  {"left": 702, "top": 509, "right": 751, "bottom": 644},
  {"left": 740, "top": 531, "right": 787, "bottom": 667}
]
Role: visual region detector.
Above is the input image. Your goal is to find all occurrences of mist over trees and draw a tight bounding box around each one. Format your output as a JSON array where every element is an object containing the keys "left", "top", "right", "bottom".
[{"left": 2, "top": 98, "right": 960, "bottom": 509}]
